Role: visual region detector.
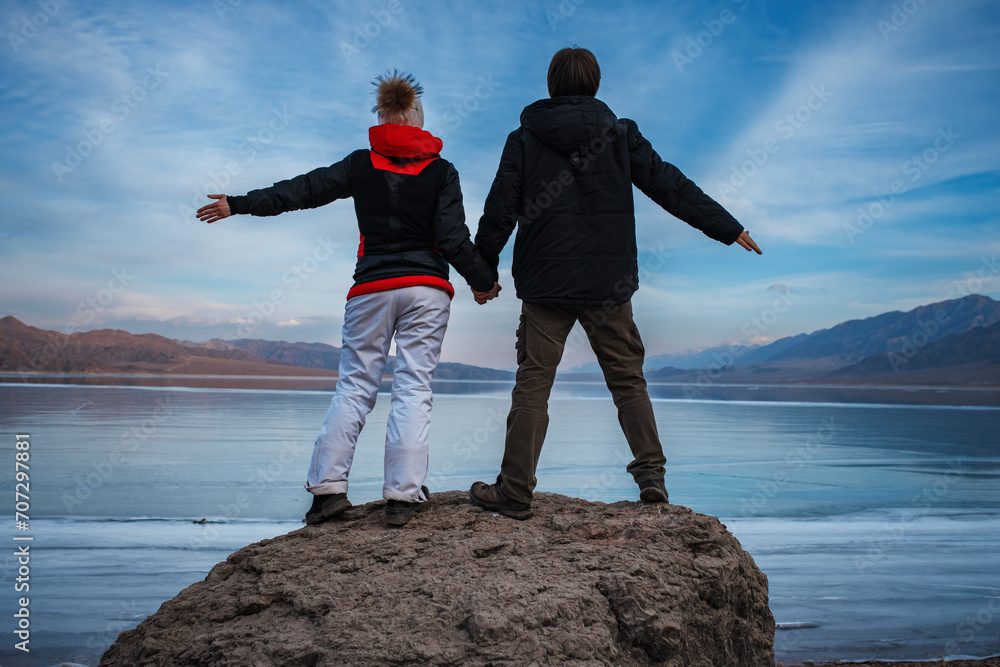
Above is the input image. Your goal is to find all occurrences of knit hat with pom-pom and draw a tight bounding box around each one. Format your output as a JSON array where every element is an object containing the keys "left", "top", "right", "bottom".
[{"left": 372, "top": 70, "right": 424, "bottom": 126}]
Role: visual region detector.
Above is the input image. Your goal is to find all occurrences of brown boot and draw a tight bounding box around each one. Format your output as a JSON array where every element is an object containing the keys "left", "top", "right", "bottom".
[
  {"left": 638, "top": 478, "right": 668, "bottom": 503},
  {"left": 384, "top": 486, "right": 430, "bottom": 527},
  {"left": 469, "top": 479, "right": 532, "bottom": 520},
  {"left": 305, "top": 493, "right": 352, "bottom": 525}
]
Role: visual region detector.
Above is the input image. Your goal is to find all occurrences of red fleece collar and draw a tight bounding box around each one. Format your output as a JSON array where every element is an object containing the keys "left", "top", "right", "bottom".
[{"left": 369, "top": 124, "right": 443, "bottom": 158}]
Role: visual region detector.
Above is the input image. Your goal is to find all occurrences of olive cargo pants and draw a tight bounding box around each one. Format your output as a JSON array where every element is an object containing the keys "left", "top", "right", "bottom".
[{"left": 498, "top": 301, "right": 667, "bottom": 503}]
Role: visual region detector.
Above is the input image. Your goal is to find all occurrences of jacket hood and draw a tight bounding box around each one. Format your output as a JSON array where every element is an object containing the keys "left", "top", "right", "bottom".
[
  {"left": 369, "top": 124, "right": 443, "bottom": 158},
  {"left": 520, "top": 96, "right": 619, "bottom": 156}
]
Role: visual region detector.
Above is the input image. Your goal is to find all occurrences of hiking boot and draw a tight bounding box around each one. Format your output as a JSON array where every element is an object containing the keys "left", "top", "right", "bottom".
[
  {"left": 384, "top": 486, "right": 430, "bottom": 527},
  {"left": 638, "top": 478, "right": 669, "bottom": 503},
  {"left": 305, "top": 493, "right": 352, "bottom": 525},
  {"left": 469, "top": 479, "right": 533, "bottom": 520}
]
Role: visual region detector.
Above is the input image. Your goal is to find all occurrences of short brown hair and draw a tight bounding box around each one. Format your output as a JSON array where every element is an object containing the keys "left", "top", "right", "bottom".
[{"left": 547, "top": 47, "right": 601, "bottom": 97}]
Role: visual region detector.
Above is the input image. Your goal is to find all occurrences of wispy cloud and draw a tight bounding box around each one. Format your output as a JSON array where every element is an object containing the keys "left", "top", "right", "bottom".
[{"left": 1, "top": 0, "right": 997, "bottom": 369}]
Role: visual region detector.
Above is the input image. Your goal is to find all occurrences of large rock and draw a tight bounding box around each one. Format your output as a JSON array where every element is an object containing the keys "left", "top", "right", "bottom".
[{"left": 101, "top": 492, "right": 774, "bottom": 666}]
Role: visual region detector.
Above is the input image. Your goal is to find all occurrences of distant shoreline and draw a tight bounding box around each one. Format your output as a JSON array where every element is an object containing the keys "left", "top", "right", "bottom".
[
  {"left": 3, "top": 371, "right": 998, "bottom": 388},
  {"left": 3, "top": 373, "right": 999, "bottom": 406}
]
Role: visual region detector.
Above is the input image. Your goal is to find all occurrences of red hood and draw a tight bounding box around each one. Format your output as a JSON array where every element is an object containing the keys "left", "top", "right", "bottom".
[{"left": 369, "top": 124, "right": 443, "bottom": 158}]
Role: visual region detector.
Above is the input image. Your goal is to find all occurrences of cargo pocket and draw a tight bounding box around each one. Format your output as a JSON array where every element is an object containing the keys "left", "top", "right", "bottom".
[
  {"left": 628, "top": 321, "right": 646, "bottom": 360},
  {"left": 515, "top": 313, "right": 527, "bottom": 366}
]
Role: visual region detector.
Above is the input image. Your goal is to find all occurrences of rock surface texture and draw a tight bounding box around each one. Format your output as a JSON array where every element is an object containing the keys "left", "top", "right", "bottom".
[{"left": 101, "top": 492, "right": 774, "bottom": 667}]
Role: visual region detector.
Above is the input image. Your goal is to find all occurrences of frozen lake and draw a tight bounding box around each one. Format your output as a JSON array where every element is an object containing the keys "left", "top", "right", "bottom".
[{"left": 1, "top": 381, "right": 998, "bottom": 665}]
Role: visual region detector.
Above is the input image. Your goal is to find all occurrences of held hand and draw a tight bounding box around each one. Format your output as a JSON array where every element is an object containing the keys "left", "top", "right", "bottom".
[
  {"left": 735, "top": 230, "right": 762, "bottom": 255},
  {"left": 472, "top": 282, "right": 502, "bottom": 305},
  {"left": 196, "top": 194, "right": 231, "bottom": 224}
]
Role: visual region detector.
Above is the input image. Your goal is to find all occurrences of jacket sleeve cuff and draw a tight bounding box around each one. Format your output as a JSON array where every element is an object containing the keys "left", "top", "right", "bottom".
[
  {"left": 721, "top": 222, "right": 745, "bottom": 245},
  {"left": 227, "top": 195, "right": 248, "bottom": 215}
]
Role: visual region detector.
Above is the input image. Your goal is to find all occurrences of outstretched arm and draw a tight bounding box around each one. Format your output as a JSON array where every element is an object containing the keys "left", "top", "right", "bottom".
[
  {"left": 197, "top": 157, "right": 355, "bottom": 223},
  {"left": 627, "top": 121, "right": 753, "bottom": 249}
]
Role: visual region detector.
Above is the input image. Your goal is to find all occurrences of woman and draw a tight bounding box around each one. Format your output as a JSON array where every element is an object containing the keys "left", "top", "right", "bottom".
[{"left": 197, "top": 71, "right": 500, "bottom": 526}]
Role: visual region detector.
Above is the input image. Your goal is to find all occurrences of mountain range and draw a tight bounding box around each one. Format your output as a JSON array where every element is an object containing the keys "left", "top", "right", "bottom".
[
  {"left": 0, "top": 317, "right": 514, "bottom": 380},
  {"left": 198, "top": 337, "right": 514, "bottom": 380},
  {"left": 2, "top": 294, "right": 998, "bottom": 386},
  {"left": 571, "top": 294, "right": 1000, "bottom": 386}
]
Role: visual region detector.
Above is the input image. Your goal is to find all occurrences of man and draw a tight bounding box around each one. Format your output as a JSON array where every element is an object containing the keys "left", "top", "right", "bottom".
[{"left": 469, "top": 48, "right": 761, "bottom": 519}]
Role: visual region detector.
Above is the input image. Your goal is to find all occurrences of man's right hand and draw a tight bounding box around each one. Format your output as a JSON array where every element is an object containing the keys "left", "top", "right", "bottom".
[{"left": 735, "top": 230, "right": 762, "bottom": 254}]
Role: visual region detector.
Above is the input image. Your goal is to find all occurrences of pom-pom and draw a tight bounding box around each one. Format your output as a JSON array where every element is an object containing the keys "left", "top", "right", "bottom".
[{"left": 372, "top": 69, "right": 423, "bottom": 120}]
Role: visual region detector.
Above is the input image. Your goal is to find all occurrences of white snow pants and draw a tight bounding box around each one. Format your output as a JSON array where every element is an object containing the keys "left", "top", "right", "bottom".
[{"left": 305, "top": 285, "right": 450, "bottom": 502}]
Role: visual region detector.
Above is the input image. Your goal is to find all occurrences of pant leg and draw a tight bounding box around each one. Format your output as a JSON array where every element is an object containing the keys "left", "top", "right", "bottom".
[
  {"left": 383, "top": 286, "right": 451, "bottom": 502},
  {"left": 499, "top": 303, "right": 578, "bottom": 504},
  {"left": 579, "top": 301, "right": 666, "bottom": 482},
  {"left": 305, "top": 292, "right": 394, "bottom": 495}
]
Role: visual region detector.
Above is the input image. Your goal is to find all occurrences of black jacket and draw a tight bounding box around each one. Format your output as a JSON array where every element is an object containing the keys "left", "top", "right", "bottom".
[
  {"left": 475, "top": 96, "right": 744, "bottom": 305},
  {"left": 227, "top": 124, "right": 495, "bottom": 295}
]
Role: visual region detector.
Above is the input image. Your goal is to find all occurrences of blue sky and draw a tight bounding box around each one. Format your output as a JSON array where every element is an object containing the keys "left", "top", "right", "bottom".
[{"left": 1, "top": 0, "right": 998, "bottom": 370}]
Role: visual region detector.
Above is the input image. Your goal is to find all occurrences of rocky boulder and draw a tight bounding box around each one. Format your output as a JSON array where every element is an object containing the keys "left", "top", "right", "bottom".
[{"left": 101, "top": 491, "right": 774, "bottom": 666}]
